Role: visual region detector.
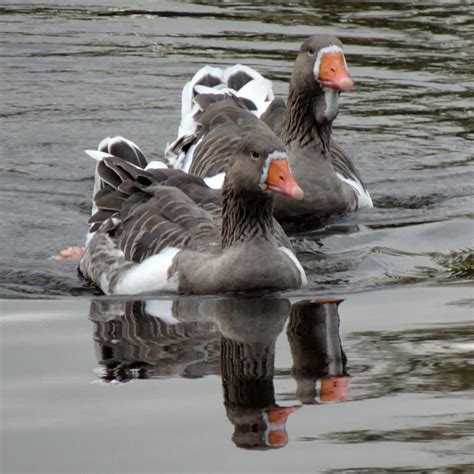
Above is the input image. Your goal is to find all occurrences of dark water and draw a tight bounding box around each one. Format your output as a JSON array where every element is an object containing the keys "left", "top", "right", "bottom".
[
  {"left": 1, "top": 0, "right": 473, "bottom": 297},
  {"left": 1, "top": 1, "right": 473, "bottom": 472}
]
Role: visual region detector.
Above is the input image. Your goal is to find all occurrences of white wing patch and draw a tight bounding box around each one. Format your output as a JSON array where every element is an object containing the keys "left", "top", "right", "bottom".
[
  {"left": 204, "top": 172, "right": 225, "bottom": 189},
  {"left": 113, "top": 247, "right": 181, "bottom": 295},
  {"left": 145, "top": 160, "right": 168, "bottom": 170},
  {"left": 279, "top": 247, "right": 308, "bottom": 286},
  {"left": 336, "top": 172, "right": 373, "bottom": 209}
]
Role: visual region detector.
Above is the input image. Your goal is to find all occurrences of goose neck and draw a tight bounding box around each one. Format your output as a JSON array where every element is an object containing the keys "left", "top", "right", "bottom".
[
  {"left": 281, "top": 86, "right": 333, "bottom": 157},
  {"left": 221, "top": 185, "right": 274, "bottom": 249}
]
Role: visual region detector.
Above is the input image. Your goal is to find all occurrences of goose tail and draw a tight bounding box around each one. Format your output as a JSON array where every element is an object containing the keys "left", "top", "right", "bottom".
[
  {"left": 165, "top": 64, "right": 274, "bottom": 171},
  {"left": 84, "top": 136, "right": 159, "bottom": 244}
]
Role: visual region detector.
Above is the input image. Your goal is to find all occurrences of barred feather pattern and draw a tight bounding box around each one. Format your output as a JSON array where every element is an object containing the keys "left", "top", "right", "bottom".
[
  {"left": 80, "top": 154, "right": 225, "bottom": 292},
  {"left": 189, "top": 134, "right": 238, "bottom": 177},
  {"left": 221, "top": 336, "right": 276, "bottom": 408},
  {"left": 280, "top": 88, "right": 332, "bottom": 156},
  {"left": 90, "top": 300, "right": 219, "bottom": 381},
  {"left": 220, "top": 186, "right": 275, "bottom": 249},
  {"left": 80, "top": 231, "right": 135, "bottom": 295}
]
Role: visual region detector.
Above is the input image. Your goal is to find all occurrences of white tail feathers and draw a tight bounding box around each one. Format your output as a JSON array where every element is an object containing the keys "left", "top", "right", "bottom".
[
  {"left": 85, "top": 149, "right": 113, "bottom": 161},
  {"left": 237, "top": 78, "right": 273, "bottom": 115},
  {"left": 167, "top": 64, "right": 275, "bottom": 170},
  {"left": 85, "top": 135, "right": 149, "bottom": 238},
  {"left": 145, "top": 160, "right": 168, "bottom": 170},
  {"left": 98, "top": 135, "right": 142, "bottom": 155}
]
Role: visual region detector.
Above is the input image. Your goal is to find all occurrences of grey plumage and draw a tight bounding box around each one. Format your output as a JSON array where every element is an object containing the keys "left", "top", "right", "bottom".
[
  {"left": 166, "top": 34, "right": 373, "bottom": 227},
  {"left": 79, "top": 113, "right": 305, "bottom": 295}
]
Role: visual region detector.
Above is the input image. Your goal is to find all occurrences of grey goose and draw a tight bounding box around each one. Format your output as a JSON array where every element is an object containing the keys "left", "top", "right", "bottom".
[
  {"left": 79, "top": 102, "right": 307, "bottom": 295},
  {"left": 165, "top": 34, "right": 372, "bottom": 226}
]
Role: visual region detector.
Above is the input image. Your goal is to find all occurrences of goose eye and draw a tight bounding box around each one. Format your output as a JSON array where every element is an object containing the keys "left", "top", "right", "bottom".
[
  {"left": 250, "top": 151, "right": 260, "bottom": 160},
  {"left": 308, "top": 48, "right": 315, "bottom": 55}
]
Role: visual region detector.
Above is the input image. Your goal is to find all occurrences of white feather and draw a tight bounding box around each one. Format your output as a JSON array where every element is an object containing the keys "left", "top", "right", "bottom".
[
  {"left": 191, "top": 65, "right": 225, "bottom": 86},
  {"left": 182, "top": 139, "right": 202, "bottom": 172},
  {"left": 85, "top": 150, "right": 113, "bottom": 161},
  {"left": 98, "top": 136, "right": 112, "bottom": 152},
  {"left": 85, "top": 230, "right": 95, "bottom": 247},
  {"left": 182, "top": 65, "right": 225, "bottom": 120},
  {"left": 223, "top": 64, "right": 265, "bottom": 84},
  {"left": 167, "top": 64, "right": 276, "bottom": 171},
  {"left": 194, "top": 84, "right": 228, "bottom": 95},
  {"left": 336, "top": 172, "right": 373, "bottom": 209},
  {"left": 279, "top": 247, "right": 307, "bottom": 286},
  {"left": 145, "top": 160, "right": 168, "bottom": 170},
  {"left": 237, "top": 78, "right": 273, "bottom": 115},
  {"left": 113, "top": 247, "right": 180, "bottom": 295},
  {"left": 86, "top": 148, "right": 114, "bottom": 218},
  {"left": 110, "top": 136, "right": 141, "bottom": 152},
  {"left": 204, "top": 172, "right": 225, "bottom": 189},
  {"left": 181, "top": 81, "right": 193, "bottom": 121}
]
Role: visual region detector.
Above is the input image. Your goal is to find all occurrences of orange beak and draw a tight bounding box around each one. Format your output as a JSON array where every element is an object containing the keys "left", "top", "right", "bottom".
[
  {"left": 265, "top": 406, "right": 300, "bottom": 447},
  {"left": 266, "top": 406, "right": 300, "bottom": 424},
  {"left": 265, "top": 159, "right": 304, "bottom": 200},
  {"left": 313, "top": 297, "right": 344, "bottom": 305},
  {"left": 318, "top": 51, "right": 353, "bottom": 92},
  {"left": 320, "top": 376, "right": 350, "bottom": 402},
  {"left": 267, "top": 430, "right": 289, "bottom": 447}
]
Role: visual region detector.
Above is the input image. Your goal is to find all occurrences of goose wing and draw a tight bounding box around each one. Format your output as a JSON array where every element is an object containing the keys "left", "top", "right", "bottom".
[
  {"left": 94, "top": 157, "right": 221, "bottom": 263},
  {"left": 330, "top": 142, "right": 373, "bottom": 209}
]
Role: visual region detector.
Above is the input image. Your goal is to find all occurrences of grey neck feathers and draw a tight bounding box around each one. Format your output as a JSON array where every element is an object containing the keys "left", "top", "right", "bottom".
[
  {"left": 221, "top": 184, "right": 275, "bottom": 249},
  {"left": 281, "top": 86, "right": 333, "bottom": 157}
]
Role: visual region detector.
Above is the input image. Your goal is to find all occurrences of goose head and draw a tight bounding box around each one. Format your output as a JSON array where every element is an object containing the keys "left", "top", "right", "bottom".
[
  {"left": 291, "top": 34, "right": 353, "bottom": 123},
  {"left": 224, "top": 124, "right": 304, "bottom": 200}
]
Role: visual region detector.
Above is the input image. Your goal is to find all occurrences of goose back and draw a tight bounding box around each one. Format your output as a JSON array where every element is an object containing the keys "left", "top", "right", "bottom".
[
  {"left": 80, "top": 132, "right": 305, "bottom": 295},
  {"left": 165, "top": 36, "right": 373, "bottom": 224}
]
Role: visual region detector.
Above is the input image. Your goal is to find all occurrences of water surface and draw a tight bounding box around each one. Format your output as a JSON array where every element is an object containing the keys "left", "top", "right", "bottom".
[
  {"left": 2, "top": 287, "right": 473, "bottom": 472},
  {"left": 1, "top": 0, "right": 472, "bottom": 297},
  {"left": 1, "top": 1, "right": 473, "bottom": 472}
]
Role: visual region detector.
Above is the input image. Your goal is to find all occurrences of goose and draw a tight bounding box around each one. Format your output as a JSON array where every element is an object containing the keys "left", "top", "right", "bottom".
[
  {"left": 79, "top": 101, "right": 307, "bottom": 295},
  {"left": 287, "top": 298, "right": 349, "bottom": 404},
  {"left": 165, "top": 34, "right": 372, "bottom": 226}
]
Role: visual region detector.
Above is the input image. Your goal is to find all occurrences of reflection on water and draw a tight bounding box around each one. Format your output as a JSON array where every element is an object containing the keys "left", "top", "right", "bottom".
[
  {"left": 1, "top": 1, "right": 473, "bottom": 470},
  {"left": 91, "top": 300, "right": 219, "bottom": 381},
  {"left": 2, "top": 287, "right": 472, "bottom": 471},
  {"left": 287, "top": 298, "right": 349, "bottom": 404},
  {"left": 90, "top": 296, "right": 349, "bottom": 449}
]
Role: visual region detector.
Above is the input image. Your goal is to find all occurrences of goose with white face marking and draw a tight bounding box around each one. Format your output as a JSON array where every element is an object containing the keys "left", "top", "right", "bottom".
[
  {"left": 165, "top": 34, "right": 372, "bottom": 226},
  {"left": 79, "top": 108, "right": 307, "bottom": 295}
]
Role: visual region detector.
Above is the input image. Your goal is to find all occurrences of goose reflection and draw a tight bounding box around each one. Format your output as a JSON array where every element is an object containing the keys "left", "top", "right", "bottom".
[
  {"left": 214, "top": 298, "right": 297, "bottom": 449},
  {"left": 90, "top": 299, "right": 220, "bottom": 381},
  {"left": 89, "top": 295, "right": 349, "bottom": 449},
  {"left": 287, "top": 298, "right": 349, "bottom": 404}
]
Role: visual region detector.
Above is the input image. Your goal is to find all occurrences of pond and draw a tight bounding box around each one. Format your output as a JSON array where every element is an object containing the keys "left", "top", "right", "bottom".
[{"left": 1, "top": 1, "right": 473, "bottom": 472}]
